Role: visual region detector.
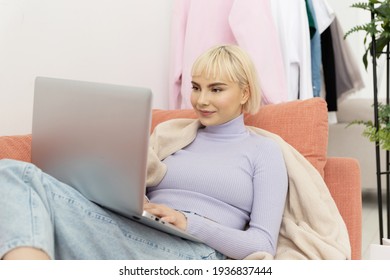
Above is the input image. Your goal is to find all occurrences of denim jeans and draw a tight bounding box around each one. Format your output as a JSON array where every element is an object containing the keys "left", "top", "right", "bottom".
[{"left": 0, "top": 159, "right": 225, "bottom": 260}]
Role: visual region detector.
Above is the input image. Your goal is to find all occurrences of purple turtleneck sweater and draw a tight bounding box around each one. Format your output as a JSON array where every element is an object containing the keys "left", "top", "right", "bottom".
[{"left": 146, "top": 114, "right": 288, "bottom": 259}]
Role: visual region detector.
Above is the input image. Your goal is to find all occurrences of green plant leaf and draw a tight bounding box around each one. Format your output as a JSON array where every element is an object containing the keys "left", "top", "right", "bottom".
[
  {"left": 376, "top": 1, "right": 390, "bottom": 19},
  {"left": 344, "top": 0, "right": 390, "bottom": 69},
  {"left": 348, "top": 102, "right": 390, "bottom": 150},
  {"left": 363, "top": 49, "right": 369, "bottom": 69}
]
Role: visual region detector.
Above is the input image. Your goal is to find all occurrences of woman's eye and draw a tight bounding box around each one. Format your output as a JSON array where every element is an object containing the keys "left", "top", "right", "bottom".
[
  {"left": 192, "top": 85, "right": 200, "bottom": 91},
  {"left": 211, "top": 88, "right": 222, "bottom": 93}
]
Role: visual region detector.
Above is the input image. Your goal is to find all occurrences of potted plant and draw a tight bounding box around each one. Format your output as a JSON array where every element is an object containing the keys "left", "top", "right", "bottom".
[{"left": 345, "top": 0, "right": 390, "bottom": 243}]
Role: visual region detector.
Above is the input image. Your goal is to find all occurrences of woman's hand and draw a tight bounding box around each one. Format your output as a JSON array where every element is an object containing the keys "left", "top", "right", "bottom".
[{"left": 143, "top": 202, "right": 187, "bottom": 231}]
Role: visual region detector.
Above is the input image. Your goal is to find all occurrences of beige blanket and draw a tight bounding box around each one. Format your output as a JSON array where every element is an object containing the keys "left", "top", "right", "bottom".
[{"left": 146, "top": 118, "right": 351, "bottom": 260}]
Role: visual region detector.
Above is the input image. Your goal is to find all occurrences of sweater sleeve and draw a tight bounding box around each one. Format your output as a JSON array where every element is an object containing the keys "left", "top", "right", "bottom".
[{"left": 185, "top": 141, "right": 288, "bottom": 259}]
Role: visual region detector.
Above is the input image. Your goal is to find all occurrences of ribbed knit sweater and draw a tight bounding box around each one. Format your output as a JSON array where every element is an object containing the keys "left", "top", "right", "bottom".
[{"left": 146, "top": 114, "right": 288, "bottom": 259}]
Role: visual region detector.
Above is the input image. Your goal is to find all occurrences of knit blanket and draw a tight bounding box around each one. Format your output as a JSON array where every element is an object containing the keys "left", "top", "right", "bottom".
[{"left": 146, "top": 118, "right": 351, "bottom": 260}]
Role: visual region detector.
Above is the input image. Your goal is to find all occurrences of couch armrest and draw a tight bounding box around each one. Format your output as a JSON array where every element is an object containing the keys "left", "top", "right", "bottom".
[
  {"left": 0, "top": 134, "right": 32, "bottom": 162},
  {"left": 324, "top": 157, "right": 362, "bottom": 260}
]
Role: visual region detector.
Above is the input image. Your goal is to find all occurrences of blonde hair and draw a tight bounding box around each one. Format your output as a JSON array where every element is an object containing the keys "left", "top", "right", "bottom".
[{"left": 191, "top": 45, "right": 261, "bottom": 114}]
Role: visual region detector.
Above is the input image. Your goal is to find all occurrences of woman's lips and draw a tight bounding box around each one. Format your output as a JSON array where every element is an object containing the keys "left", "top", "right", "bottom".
[{"left": 198, "top": 110, "right": 215, "bottom": 117}]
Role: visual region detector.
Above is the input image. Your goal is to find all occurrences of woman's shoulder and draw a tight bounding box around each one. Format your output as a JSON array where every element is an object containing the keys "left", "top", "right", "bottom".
[
  {"left": 246, "top": 126, "right": 284, "bottom": 144},
  {"left": 245, "top": 127, "right": 285, "bottom": 156},
  {"left": 246, "top": 128, "right": 279, "bottom": 146}
]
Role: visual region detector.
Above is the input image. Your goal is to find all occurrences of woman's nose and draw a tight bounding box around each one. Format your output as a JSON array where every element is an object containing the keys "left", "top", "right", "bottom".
[{"left": 197, "top": 91, "right": 210, "bottom": 106}]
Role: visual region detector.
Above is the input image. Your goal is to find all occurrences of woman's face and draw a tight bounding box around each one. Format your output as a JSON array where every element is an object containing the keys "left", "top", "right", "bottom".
[{"left": 190, "top": 73, "right": 249, "bottom": 126}]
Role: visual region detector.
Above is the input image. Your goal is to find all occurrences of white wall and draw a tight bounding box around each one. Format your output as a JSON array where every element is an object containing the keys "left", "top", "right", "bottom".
[
  {"left": 0, "top": 0, "right": 173, "bottom": 136},
  {"left": 0, "top": 0, "right": 377, "bottom": 136}
]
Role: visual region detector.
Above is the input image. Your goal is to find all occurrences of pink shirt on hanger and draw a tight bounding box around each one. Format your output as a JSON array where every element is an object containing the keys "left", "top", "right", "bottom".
[{"left": 169, "top": 0, "right": 287, "bottom": 109}]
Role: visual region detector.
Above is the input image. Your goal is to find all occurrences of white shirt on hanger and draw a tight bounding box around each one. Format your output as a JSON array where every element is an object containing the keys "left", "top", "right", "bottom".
[{"left": 270, "top": 0, "right": 313, "bottom": 101}]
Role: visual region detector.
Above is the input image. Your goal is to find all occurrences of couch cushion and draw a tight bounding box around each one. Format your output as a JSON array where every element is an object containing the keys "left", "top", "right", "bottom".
[{"left": 152, "top": 97, "right": 329, "bottom": 177}]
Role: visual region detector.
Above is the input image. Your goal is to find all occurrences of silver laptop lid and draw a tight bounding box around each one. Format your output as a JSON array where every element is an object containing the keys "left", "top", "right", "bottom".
[{"left": 31, "top": 77, "right": 152, "bottom": 217}]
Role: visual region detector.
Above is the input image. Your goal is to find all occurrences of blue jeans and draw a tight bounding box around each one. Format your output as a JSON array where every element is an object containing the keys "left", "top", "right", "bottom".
[{"left": 0, "top": 159, "right": 225, "bottom": 260}]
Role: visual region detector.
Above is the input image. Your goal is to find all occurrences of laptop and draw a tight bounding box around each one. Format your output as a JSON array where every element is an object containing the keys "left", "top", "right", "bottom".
[{"left": 31, "top": 76, "right": 201, "bottom": 243}]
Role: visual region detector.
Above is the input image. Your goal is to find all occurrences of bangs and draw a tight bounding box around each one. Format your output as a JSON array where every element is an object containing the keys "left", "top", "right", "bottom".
[{"left": 191, "top": 49, "right": 244, "bottom": 84}]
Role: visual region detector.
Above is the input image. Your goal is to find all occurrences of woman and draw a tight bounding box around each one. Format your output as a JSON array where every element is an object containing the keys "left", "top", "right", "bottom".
[{"left": 0, "top": 45, "right": 288, "bottom": 260}]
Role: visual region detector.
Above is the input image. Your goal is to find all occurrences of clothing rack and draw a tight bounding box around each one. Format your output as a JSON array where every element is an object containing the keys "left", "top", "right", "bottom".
[{"left": 371, "top": 10, "right": 390, "bottom": 244}]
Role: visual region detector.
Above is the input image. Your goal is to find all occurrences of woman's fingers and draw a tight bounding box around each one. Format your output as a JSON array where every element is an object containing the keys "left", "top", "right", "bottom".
[
  {"left": 144, "top": 203, "right": 174, "bottom": 219},
  {"left": 143, "top": 203, "right": 187, "bottom": 230}
]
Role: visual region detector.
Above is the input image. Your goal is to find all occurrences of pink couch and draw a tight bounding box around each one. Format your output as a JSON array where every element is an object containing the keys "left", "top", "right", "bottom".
[{"left": 0, "top": 97, "right": 362, "bottom": 259}]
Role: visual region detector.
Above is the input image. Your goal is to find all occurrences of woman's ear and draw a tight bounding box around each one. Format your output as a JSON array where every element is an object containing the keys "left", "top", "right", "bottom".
[{"left": 240, "top": 86, "right": 250, "bottom": 105}]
